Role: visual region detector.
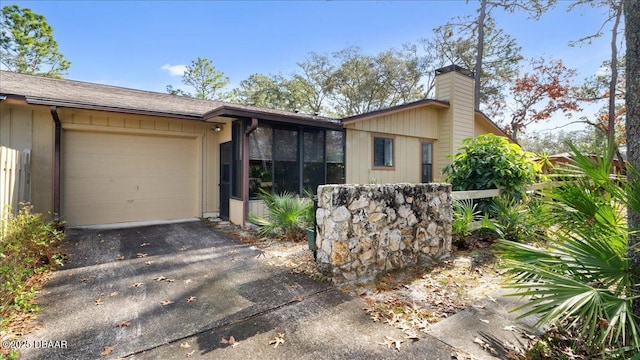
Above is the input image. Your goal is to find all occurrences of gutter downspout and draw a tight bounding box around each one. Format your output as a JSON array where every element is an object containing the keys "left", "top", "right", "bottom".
[
  {"left": 243, "top": 117, "right": 258, "bottom": 226},
  {"left": 49, "top": 106, "right": 61, "bottom": 223}
]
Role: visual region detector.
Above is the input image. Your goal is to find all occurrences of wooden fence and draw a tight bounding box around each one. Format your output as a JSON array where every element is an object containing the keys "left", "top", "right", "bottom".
[{"left": 1, "top": 146, "right": 31, "bottom": 218}]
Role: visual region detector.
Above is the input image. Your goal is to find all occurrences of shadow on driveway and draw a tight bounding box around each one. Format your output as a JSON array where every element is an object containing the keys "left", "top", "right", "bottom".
[{"left": 21, "top": 220, "right": 455, "bottom": 360}]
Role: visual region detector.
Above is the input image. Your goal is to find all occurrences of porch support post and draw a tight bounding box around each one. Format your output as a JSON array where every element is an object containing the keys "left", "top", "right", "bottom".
[
  {"left": 49, "top": 106, "right": 62, "bottom": 224},
  {"left": 243, "top": 117, "right": 258, "bottom": 225}
]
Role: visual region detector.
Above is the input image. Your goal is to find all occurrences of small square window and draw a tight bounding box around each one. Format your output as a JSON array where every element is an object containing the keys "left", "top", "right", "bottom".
[{"left": 373, "top": 137, "right": 394, "bottom": 168}]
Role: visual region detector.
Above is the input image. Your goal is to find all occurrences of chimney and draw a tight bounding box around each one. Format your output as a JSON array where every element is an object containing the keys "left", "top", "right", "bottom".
[{"left": 433, "top": 65, "right": 476, "bottom": 179}]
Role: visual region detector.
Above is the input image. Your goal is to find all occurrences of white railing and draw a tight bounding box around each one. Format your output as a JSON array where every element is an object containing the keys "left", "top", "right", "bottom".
[
  {"left": 1, "top": 146, "right": 31, "bottom": 218},
  {"left": 451, "top": 183, "right": 551, "bottom": 201}
]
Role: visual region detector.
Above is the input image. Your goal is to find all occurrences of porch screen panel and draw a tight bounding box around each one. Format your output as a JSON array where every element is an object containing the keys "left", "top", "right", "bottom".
[
  {"left": 232, "top": 121, "right": 243, "bottom": 198},
  {"left": 273, "top": 128, "right": 299, "bottom": 194},
  {"left": 326, "top": 130, "right": 345, "bottom": 184},
  {"left": 249, "top": 127, "right": 273, "bottom": 197},
  {"left": 303, "top": 130, "right": 325, "bottom": 194}
]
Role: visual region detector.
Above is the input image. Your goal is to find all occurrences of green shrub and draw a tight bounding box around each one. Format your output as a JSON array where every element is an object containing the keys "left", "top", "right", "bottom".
[
  {"left": 443, "top": 134, "right": 540, "bottom": 211},
  {"left": 248, "top": 190, "right": 314, "bottom": 241},
  {"left": 0, "top": 204, "right": 64, "bottom": 318},
  {"left": 452, "top": 199, "right": 481, "bottom": 237},
  {"left": 484, "top": 196, "right": 544, "bottom": 243},
  {"left": 498, "top": 142, "right": 640, "bottom": 357}
]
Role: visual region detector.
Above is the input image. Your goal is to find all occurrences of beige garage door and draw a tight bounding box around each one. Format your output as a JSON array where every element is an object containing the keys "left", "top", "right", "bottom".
[{"left": 62, "top": 130, "right": 200, "bottom": 226}]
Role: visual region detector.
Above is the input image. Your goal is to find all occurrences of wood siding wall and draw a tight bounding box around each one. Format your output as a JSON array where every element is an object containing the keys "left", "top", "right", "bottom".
[
  {"left": 0, "top": 102, "right": 225, "bottom": 217},
  {"left": 0, "top": 103, "right": 54, "bottom": 214},
  {"left": 434, "top": 71, "right": 475, "bottom": 180}
]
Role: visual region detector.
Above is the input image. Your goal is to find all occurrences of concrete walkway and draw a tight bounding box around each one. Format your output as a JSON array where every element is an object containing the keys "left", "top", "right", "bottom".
[{"left": 20, "top": 221, "right": 467, "bottom": 360}]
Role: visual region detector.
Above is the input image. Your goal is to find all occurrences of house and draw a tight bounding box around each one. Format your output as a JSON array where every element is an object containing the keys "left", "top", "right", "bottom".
[{"left": 0, "top": 65, "right": 506, "bottom": 228}]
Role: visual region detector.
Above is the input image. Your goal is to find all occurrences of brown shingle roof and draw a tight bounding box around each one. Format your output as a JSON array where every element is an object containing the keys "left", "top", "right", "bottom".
[{"left": 0, "top": 70, "right": 340, "bottom": 128}]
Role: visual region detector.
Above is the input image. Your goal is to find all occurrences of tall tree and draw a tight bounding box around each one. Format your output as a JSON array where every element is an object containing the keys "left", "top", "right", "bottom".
[
  {"left": 434, "top": 0, "right": 556, "bottom": 114},
  {"left": 506, "top": 57, "right": 581, "bottom": 142},
  {"left": 166, "top": 57, "right": 229, "bottom": 100},
  {"left": 326, "top": 46, "right": 425, "bottom": 117},
  {"left": 569, "top": 0, "right": 625, "bottom": 148},
  {"left": 0, "top": 5, "right": 70, "bottom": 77},
  {"left": 623, "top": 0, "right": 640, "bottom": 318},
  {"left": 233, "top": 73, "right": 287, "bottom": 109},
  {"left": 428, "top": 15, "right": 523, "bottom": 119},
  {"left": 577, "top": 58, "right": 626, "bottom": 144}
]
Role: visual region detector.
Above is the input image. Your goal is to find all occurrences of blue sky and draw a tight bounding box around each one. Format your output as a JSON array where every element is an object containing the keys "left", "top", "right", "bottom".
[{"left": 4, "top": 1, "right": 620, "bottom": 132}]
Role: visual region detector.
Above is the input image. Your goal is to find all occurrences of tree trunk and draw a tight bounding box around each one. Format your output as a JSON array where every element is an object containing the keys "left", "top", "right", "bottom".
[
  {"left": 608, "top": 2, "right": 622, "bottom": 158},
  {"left": 474, "top": 0, "right": 487, "bottom": 111},
  {"left": 624, "top": 0, "right": 640, "bottom": 316}
]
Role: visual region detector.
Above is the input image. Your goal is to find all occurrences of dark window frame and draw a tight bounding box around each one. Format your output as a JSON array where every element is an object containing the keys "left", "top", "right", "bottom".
[
  {"left": 372, "top": 134, "right": 395, "bottom": 170},
  {"left": 421, "top": 141, "right": 433, "bottom": 183}
]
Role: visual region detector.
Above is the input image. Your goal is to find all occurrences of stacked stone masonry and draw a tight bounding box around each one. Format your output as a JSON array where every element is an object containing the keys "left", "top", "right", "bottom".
[{"left": 315, "top": 183, "right": 452, "bottom": 283}]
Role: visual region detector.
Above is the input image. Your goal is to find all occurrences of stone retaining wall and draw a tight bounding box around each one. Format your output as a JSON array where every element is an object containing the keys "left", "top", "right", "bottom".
[{"left": 315, "top": 183, "right": 452, "bottom": 283}]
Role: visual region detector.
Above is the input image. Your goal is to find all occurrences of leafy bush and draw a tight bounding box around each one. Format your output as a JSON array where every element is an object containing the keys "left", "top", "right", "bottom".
[
  {"left": 498, "top": 143, "right": 640, "bottom": 357},
  {"left": 248, "top": 190, "right": 314, "bottom": 241},
  {"left": 443, "top": 134, "right": 540, "bottom": 209},
  {"left": 1, "top": 204, "right": 63, "bottom": 317}
]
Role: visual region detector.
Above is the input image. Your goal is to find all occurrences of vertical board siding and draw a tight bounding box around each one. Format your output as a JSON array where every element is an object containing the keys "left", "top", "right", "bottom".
[{"left": 1, "top": 146, "right": 31, "bottom": 218}]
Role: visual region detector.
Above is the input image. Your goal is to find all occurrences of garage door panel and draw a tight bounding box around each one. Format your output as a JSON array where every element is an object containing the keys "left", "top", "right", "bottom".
[{"left": 63, "top": 130, "right": 200, "bottom": 226}]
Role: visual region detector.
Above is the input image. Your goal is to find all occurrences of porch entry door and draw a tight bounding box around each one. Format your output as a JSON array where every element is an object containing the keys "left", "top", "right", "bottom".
[
  {"left": 421, "top": 142, "right": 433, "bottom": 183},
  {"left": 219, "top": 141, "right": 232, "bottom": 220}
]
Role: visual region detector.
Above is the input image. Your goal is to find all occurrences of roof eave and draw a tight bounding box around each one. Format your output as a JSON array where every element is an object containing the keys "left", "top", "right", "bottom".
[
  {"left": 341, "top": 99, "right": 450, "bottom": 125},
  {"left": 474, "top": 111, "right": 511, "bottom": 141},
  {"left": 204, "top": 105, "right": 343, "bottom": 130},
  {"left": 23, "top": 96, "right": 204, "bottom": 120}
]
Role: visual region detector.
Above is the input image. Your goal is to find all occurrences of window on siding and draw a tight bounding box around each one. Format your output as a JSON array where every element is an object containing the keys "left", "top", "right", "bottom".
[
  {"left": 373, "top": 136, "right": 394, "bottom": 168},
  {"left": 421, "top": 142, "right": 433, "bottom": 183}
]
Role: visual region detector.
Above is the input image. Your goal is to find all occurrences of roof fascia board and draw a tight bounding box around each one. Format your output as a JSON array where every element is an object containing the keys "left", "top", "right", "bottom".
[
  {"left": 204, "top": 106, "right": 343, "bottom": 130},
  {"left": 474, "top": 111, "right": 511, "bottom": 140},
  {"left": 25, "top": 97, "right": 203, "bottom": 120},
  {"left": 341, "top": 99, "right": 450, "bottom": 125}
]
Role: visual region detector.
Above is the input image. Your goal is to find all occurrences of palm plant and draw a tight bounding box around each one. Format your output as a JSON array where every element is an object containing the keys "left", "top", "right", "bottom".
[
  {"left": 498, "top": 142, "right": 640, "bottom": 357},
  {"left": 452, "top": 199, "right": 481, "bottom": 237},
  {"left": 248, "top": 189, "right": 314, "bottom": 241}
]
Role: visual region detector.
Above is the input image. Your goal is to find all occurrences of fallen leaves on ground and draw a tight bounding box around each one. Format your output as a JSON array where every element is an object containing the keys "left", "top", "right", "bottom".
[
  {"left": 100, "top": 343, "right": 117, "bottom": 356},
  {"left": 221, "top": 336, "right": 239, "bottom": 348},
  {"left": 380, "top": 336, "right": 404, "bottom": 350},
  {"left": 269, "top": 332, "right": 286, "bottom": 348}
]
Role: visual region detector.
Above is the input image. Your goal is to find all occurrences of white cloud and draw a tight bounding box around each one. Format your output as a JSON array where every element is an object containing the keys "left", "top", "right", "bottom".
[{"left": 161, "top": 64, "right": 187, "bottom": 76}]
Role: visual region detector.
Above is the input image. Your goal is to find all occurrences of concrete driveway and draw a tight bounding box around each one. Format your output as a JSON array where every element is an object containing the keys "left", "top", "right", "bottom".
[{"left": 20, "top": 220, "right": 456, "bottom": 359}]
